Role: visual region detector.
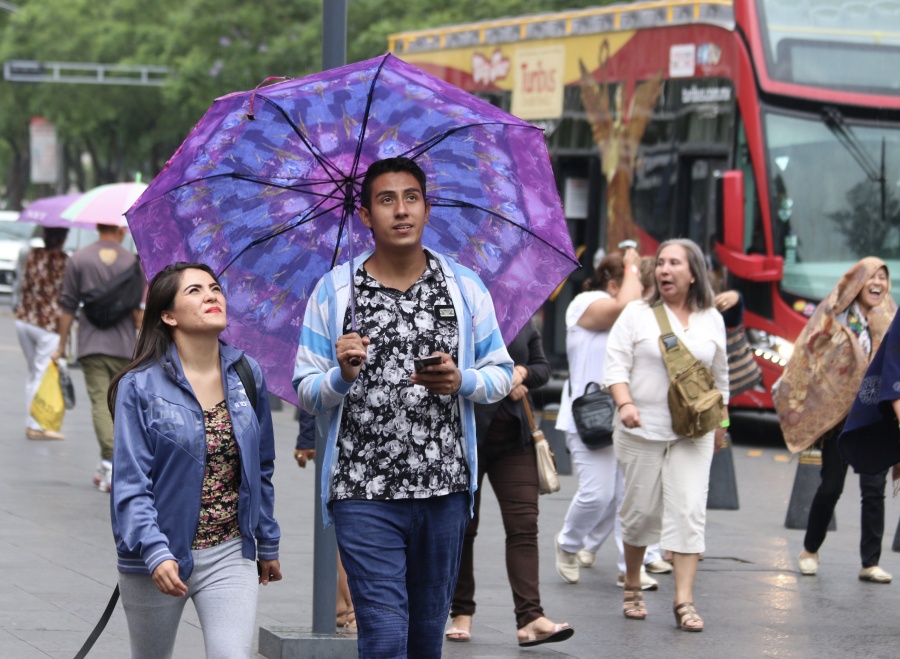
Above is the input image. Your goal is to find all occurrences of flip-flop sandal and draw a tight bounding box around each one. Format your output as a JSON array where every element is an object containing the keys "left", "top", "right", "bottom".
[
  {"left": 445, "top": 627, "right": 471, "bottom": 642},
  {"left": 336, "top": 609, "right": 357, "bottom": 631},
  {"left": 517, "top": 623, "right": 574, "bottom": 647}
]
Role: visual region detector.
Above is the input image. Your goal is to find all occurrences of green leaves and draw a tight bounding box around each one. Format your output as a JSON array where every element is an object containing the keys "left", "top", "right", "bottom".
[{"left": 0, "top": 0, "right": 609, "bottom": 207}]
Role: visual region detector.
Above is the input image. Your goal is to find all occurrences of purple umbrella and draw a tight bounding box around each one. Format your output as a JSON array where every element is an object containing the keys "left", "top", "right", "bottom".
[
  {"left": 19, "top": 194, "right": 89, "bottom": 228},
  {"left": 125, "top": 54, "right": 579, "bottom": 402}
]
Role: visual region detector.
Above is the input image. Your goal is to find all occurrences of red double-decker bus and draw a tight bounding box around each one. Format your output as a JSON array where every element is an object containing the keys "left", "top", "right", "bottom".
[{"left": 389, "top": 0, "right": 900, "bottom": 409}]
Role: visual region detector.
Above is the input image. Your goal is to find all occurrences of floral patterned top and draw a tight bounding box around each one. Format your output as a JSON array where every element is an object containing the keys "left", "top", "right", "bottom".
[
  {"left": 332, "top": 251, "right": 467, "bottom": 501},
  {"left": 838, "top": 301, "right": 872, "bottom": 357},
  {"left": 15, "top": 248, "right": 69, "bottom": 332},
  {"left": 192, "top": 400, "right": 241, "bottom": 550}
]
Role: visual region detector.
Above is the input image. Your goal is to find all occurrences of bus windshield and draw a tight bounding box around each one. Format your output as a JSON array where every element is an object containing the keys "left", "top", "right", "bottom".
[
  {"left": 765, "top": 110, "right": 900, "bottom": 302},
  {"left": 757, "top": 0, "right": 900, "bottom": 94}
]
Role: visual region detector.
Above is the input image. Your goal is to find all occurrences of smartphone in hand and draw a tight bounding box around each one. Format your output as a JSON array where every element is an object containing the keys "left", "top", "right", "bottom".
[{"left": 413, "top": 355, "right": 442, "bottom": 372}]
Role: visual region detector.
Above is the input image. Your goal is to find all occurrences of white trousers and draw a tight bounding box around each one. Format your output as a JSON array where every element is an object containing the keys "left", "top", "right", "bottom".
[
  {"left": 15, "top": 320, "right": 59, "bottom": 431},
  {"left": 614, "top": 429, "right": 714, "bottom": 554},
  {"left": 558, "top": 432, "right": 660, "bottom": 572}
]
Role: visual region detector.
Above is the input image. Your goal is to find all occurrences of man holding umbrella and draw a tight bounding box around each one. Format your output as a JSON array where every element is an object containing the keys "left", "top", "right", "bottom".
[{"left": 294, "top": 157, "right": 513, "bottom": 657}]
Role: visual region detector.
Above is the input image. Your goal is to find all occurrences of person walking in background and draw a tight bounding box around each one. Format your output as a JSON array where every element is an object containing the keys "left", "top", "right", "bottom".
[
  {"left": 774, "top": 258, "right": 895, "bottom": 583},
  {"left": 604, "top": 238, "right": 728, "bottom": 632},
  {"left": 108, "top": 262, "right": 280, "bottom": 659},
  {"left": 294, "top": 408, "right": 357, "bottom": 631},
  {"left": 15, "top": 226, "right": 69, "bottom": 440},
  {"left": 447, "top": 318, "right": 574, "bottom": 648},
  {"left": 554, "top": 249, "right": 665, "bottom": 589},
  {"left": 52, "top": 223, "right": 143, "bottom": 492},
  {"left": 293, "top": 157, "right": 513, "bottom": 658}
]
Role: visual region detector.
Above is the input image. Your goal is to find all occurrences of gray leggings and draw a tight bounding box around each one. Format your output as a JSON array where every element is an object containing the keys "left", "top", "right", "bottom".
[{"left": 118, "top": 538, "right": 258, "bottom": 659}]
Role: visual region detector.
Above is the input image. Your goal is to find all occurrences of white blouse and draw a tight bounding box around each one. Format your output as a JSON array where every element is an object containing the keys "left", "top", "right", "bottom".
[
  {"left": 603, "top": 300, "right": 729, "bottom": 441},
  {"left": 555, "top": 291, "right": 611, "bottom": 434}
]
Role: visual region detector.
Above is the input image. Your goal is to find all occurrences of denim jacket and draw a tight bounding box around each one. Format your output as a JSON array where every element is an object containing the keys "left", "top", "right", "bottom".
[
  {"left": 292, "top": 249, "right": 513, "bottom": 527},
  {"left": 111, "top": 342, "right": 280, "bottom": 580}
]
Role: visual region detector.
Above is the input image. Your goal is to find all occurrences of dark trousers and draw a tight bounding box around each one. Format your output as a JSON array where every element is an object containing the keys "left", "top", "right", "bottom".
[
  {"left": 451, "top": 418, "right": 543, "bottom": 629},
  {"left": 333, "top": 493, "right": 469, "bottom": 659},
  {"left": 804, "top": 425, "right": 888, "bottom": 567}
]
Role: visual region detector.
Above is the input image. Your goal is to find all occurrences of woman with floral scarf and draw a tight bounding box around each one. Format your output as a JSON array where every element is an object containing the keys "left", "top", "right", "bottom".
[{"left": 774, "top": 257, "right": 895, "bottom": 582}]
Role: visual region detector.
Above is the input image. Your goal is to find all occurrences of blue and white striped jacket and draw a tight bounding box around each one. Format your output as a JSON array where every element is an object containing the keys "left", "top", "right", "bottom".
[{"left": 292, "top": 249, "right": 513, "bottom": 526}]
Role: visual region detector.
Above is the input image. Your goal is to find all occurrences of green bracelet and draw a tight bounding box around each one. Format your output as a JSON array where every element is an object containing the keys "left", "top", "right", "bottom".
[{"left": 721, "top": 418, "right": 730, "bottom": 428}]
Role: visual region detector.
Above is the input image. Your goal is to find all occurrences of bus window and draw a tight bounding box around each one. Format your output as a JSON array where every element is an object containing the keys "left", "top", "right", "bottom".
[{"left": 765, "top": 109, "right": 900, "bottom": 302}]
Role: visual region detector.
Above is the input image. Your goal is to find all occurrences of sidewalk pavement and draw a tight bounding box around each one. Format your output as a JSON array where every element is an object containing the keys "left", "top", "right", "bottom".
[{"left": 1, "top": 305, "right": 899, "bottom": 658}]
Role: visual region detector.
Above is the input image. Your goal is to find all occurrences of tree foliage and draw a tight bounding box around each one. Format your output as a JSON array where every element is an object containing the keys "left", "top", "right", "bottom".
[{"left": 0, "top": 0, "right": 611, "bottom": 208}]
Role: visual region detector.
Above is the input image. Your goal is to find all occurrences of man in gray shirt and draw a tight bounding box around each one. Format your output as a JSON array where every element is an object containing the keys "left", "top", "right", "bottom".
[{"left": 52, "top": 224, "right": 142, "bottom": 492}]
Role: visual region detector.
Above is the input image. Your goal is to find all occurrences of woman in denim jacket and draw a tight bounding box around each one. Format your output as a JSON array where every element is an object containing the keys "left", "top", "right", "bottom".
[{"left": 108, "top": 262, "right": 281, "bottom": 659}]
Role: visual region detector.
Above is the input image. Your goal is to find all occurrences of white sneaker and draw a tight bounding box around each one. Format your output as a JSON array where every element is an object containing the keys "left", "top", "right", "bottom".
[
  {"left": 859, "top": 566, "right": 892, "bottom": 583},
  {"left": 95, "top": 460, "right": 112, "bottom": 493},
  {"left": 798, "top": 551, "right": 818, "bottom": 576},
  {"left": 645, "top": 559, "right": 674, "bottom": 574},
  {"left": 616, "top": 572, "right": 659, "bottom": 591},
  {"left": 555, "top": 534, "right": 579, "bottom": 584},
  {"left": 576, "top": 549, "right": 596, "bottom": 568}
]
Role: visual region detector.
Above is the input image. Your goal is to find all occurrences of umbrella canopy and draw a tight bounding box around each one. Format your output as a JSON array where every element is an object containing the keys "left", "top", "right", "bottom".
[
  {"left": 125, "top": 54, "right": 579, "bottom": 401},
  {"left": 63, "top": 182, "right": 147, "bottom": 227},
  {"left": 19, "top": 194, "right": 87, "bottom": 228}
]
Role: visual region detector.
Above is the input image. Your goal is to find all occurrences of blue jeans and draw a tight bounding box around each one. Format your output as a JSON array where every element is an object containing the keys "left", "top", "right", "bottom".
[{"left": 333, "top": 492, "right": 469, "bottom": 659}]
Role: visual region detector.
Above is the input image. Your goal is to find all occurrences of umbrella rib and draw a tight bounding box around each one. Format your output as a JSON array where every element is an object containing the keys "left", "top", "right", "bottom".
[
  {"left": 430, "top": 196, "right": 580, "bottom": 264},
  {"left": 346, "top": 54, "right": 392, "bottom": 191},
  {"left": 131, "top": 172, "right": 353, "bottom": 210},
  {"left": 216, "top": 197, "right": 345, "bottom": 277},
  {"left": 251, "top": 95, "right": 358, "bottom": 204},
  {"left": 257, "top": 94, "right": 352, "bottom": 184},
  {"left": 403, "top": 121, "right": 545, "bottom": 161}
]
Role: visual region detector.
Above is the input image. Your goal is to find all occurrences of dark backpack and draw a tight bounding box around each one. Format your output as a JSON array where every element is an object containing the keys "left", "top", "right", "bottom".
[
  {"left": 81, "top": 259, "right": 145, "bottom": 330},
  {"left": 234, "top": 354, "right": 258, "bottom": 413}
]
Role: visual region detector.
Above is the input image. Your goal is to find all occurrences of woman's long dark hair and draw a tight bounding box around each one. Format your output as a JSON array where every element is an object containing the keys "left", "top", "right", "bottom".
[{"left": 107, "top": 262, "right": 221, "bottom": 416}]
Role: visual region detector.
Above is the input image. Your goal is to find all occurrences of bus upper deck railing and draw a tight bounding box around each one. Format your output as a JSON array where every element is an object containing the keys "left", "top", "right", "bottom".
[{"left": 388, "top": 0, "right": 734, "bottom": 54}]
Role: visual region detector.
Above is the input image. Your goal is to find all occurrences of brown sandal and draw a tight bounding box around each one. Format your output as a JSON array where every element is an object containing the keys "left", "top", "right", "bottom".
[
  {"left": 673, "top": 602, "right": 703, "bottom": 632},
  {"left": 336, "top": 609, "right": 357, "bottom": 631},
  {"left": 623, "top": 588, "right": 647, "bottom": 620}
]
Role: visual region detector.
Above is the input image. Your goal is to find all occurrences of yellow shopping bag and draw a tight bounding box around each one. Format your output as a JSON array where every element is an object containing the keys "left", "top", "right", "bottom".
[{"left": 30, "top": 361, "right": 65, "bottom": 431}]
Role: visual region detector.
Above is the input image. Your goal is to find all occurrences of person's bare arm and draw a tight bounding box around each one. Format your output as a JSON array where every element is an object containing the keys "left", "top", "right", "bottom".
[{"left": 51, "top": 311, "right": 75, "bottom": 362}]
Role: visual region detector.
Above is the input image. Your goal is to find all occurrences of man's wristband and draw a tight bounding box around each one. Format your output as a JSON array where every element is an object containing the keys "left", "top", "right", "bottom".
[
  {"left": 617, "top": 401, "right": 634, "bottom": 412},
  {"left": 721, "top": 418, "right": 730, "bottom": 428}
]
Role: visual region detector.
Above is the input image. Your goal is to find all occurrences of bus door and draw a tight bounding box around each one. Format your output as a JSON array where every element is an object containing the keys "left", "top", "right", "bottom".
[{"left": 676, "top": 154, "right": 728, "bottom": 254}]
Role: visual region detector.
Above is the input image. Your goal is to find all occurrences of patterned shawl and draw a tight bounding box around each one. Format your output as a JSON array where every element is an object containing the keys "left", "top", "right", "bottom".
[{"left": 774, "top": 257, "right": 895, "bottom": 453}]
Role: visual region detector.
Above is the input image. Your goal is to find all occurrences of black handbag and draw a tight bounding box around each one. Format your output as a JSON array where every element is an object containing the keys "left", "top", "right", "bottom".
[{"left": 569, "top": 381, "right": 615, "bottom": 449}]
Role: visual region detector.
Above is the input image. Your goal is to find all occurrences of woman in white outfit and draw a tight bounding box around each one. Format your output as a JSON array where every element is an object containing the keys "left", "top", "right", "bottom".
[
  {"left": 554, "top": 248, "right": 663, "bottom": 588},
  {"left": 604, "top": 239, "right": 728, "bottom": 632}
]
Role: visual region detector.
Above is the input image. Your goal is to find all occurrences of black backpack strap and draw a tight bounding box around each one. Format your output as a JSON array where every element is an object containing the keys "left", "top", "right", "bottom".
[
  {"left": 73, "top": 585, "right": 119, "bottom": 659},
  {"left": 234, "top": 354, "right": 258, "bottom": 412}
]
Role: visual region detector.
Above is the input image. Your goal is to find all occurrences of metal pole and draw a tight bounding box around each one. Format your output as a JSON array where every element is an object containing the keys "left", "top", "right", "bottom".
[
  {"left": 322, "top": 0, "right": 347, "bottom": 71},
  {"left": 310, "top": 0, "right": 347, "bottom": 637},
  {"left": 311, "top": 416, "right": 338, "bottom": 635}
]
